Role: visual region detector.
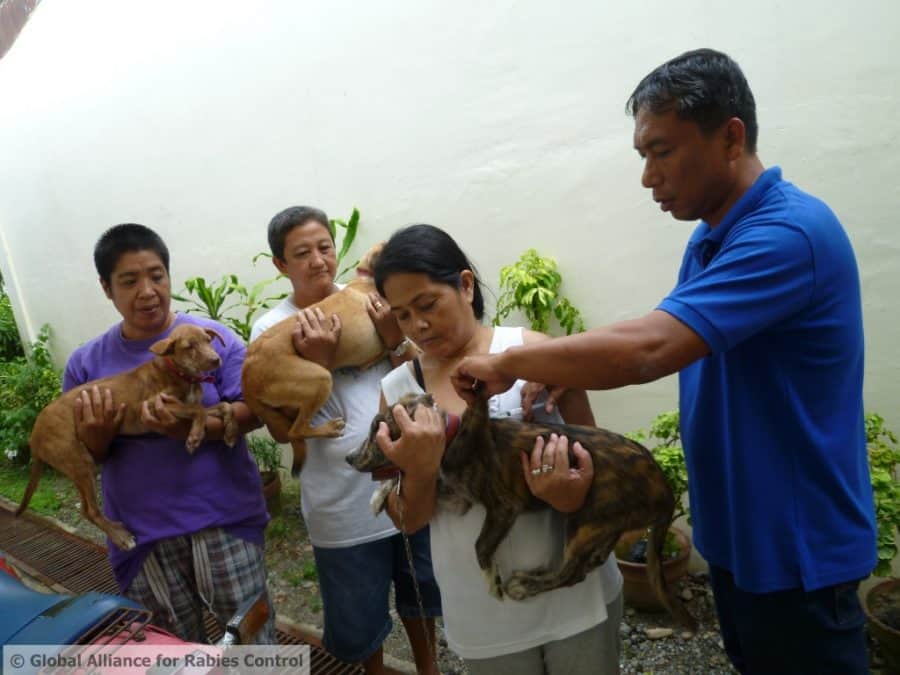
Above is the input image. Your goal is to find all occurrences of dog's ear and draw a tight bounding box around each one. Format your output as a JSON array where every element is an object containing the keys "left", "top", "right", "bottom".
[
  {"left": 204, "top": 328, "right": 224, "bottom": 346},
  {"left": 149, "top": 337, "right": 176, "bottom": 356}
]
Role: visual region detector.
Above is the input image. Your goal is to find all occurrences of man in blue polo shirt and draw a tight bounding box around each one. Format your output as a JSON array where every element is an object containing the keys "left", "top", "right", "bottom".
[{"left": 450, "top": 48, "right": 876, "bottom": 673}]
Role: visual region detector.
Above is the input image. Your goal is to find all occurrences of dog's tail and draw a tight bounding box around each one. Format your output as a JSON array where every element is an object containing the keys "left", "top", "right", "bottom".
[
  {"left": 646, "top": 515, "right": 698, "bottom": 633},
  {"left": 15, "top": 455, "right": 44, "bottom": 517}
]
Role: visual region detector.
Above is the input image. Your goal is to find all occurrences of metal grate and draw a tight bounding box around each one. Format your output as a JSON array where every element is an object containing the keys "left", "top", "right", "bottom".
[{"left": 0, "top": 501, "right": 366, "bottom": 674}]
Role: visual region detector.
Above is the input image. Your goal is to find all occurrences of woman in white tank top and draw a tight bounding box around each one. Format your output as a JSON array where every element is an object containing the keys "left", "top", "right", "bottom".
[{"left": 370, "top": 224, "right": 623, "bottom": 674}]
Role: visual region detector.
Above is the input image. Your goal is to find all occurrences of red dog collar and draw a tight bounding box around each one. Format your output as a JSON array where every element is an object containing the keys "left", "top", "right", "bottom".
[
  {"left": 162, "top": 357, "right": 215, "bottom": 384},
  {"left": 371, "top": 412, "right": 461, "bottom": 482}
]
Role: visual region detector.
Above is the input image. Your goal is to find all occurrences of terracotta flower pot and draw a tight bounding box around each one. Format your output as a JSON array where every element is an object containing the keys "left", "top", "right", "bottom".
[
  {"left": 260, "top": 470, "right": 282, "bottom": 517},
  {"left": 614, "top": 526, "right": 691, "bottom": 612},
  {"left": 864, "top": 578, "right": 900, "bottom": 672}
]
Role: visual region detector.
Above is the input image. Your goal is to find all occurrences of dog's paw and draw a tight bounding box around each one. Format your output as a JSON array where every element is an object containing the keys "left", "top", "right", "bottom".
[
  {"left": 503, "top": 573, "right": 533, "bottom": 601},
  {"left": 324, "top": 418, "right": 346, "bottom": 437},
  {"left": 370, "top": 482, "right": 393, "bottom": 514},
  {"left": 109, "top": 524, "right": 137, "bottom": 551},
  {"left": 223, "top": 420, "right": 239, "bottom": 448},
  {"left": 482, "top": 563, "right": 505, "bottom": 600},
  {"left": 185, "top": 434, "right": 203, "bottom": 453}
]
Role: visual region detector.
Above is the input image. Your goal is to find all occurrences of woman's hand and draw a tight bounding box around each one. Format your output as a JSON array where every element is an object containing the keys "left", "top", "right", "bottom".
[
  {"left": 521, "top": 433, "right": 594, "bottom": 513},
  {"left": 366, "top": 292, "right": 405, "bottom": 352},
  {"left": 520, "top": 382, "right": 568, "bottom": 420},
  {"left": 291, "top": 307, "right": 341, "bottom": 369},
  {"left": 74, "top": 385, "right": 126, "bottom": 460},
  {"left": 375, "top": 402, "right": 445, "bottom": 482}
]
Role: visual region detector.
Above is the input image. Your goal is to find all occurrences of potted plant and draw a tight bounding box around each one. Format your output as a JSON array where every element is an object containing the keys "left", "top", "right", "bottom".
[
  {"left": 246, "top": 433, "right": 285, "bottom": 516},
  {"left": 862, "top": 413, "right": 900, "bottom": 670},
  {"left": 615, "top": 410, "right": 693, "bottom": 611}
]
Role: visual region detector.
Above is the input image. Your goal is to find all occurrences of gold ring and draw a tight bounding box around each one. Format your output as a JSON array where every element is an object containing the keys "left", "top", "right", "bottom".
[
  {"left": 531, "top": 468, "right": 542, "bottom": 476},
  {"left": 374, "top": 302, "right": 383, "bottom": 309},
  {"left": 541, "top": 464, "right": 553, "bottom": 473}
]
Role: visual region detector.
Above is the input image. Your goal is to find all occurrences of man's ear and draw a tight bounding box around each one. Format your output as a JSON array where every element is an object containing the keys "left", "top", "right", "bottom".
[
  {"left": 273, "top": 256, "right": 289, "bottom": 275},
  {"left": 724, "top": 117, "right": 747, "bottom": 160},
  {"left": 100, "top": 277, "right": 113, "bottom": 300},
  {"left": 149, "top": 337, "right": 175, "bottom": 356}
]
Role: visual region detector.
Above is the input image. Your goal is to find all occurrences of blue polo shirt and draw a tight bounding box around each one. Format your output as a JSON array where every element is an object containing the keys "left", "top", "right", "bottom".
[{"left": 658, "top": 167, "right": 876, "bottom": 593}]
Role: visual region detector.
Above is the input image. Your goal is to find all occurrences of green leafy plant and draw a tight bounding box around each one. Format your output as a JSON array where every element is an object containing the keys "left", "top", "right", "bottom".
[
  {"left": 247, "top": 434, "right": 284, "bottom": 474},
  {"left": 867, "top": 412, "right": 900, "bottom": 577},
  {"left": 172, "top": 255, "right": 288, "bottom": 344},
  {"left": 330, "top": 207, "right": 361, "bottom": 281},
  {"left": 627, "top": 410, "right": 689, "bottom": 524},
  {"left": 0, "top": 325, "right": 62, "bottom": 464},
  {"left": 0, "top": 273, "right": 25, "bottom": 361},
  {"left": 493, "top": 248, "right": 585, "bottom": 335}
]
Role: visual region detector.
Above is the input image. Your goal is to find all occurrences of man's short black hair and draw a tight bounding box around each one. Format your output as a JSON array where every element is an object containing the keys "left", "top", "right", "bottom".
[
  {"left": 627, "top": 48, "right": 758, "bottom": 153},
  {"left": 93, "top": 223, "right": 170, "bottom": 285}
]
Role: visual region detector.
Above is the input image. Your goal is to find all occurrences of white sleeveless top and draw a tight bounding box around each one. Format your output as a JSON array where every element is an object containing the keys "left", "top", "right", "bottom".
[{"left": 381, "top": 326, "right": 622, "bottom": 659}]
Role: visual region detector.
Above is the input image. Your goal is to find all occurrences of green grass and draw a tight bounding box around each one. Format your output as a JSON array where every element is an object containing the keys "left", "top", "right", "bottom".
[{"left": 0, "top": 462, "right": 78, "bottom": 516}]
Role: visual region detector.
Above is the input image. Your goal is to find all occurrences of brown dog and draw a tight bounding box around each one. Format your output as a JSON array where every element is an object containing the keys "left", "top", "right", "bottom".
[
  {"left": 241, "top": 244, "right": 387, "bottom": 475},
  {"left": 347, "top": 392, "right": 696, "bottom": 631},
  {"left": 17, "top": 323, "right": 238, "bottom": 550}
]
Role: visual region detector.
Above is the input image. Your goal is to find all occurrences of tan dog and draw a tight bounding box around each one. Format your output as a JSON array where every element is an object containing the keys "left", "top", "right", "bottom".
[
  {"left": 17, "top": 323, "right": 238, "bottom": 550},
  {"left": 348, "top": 393, "right": 697, "bottom": 631},
  {"left": 241, "top": 243, "right": 387, "bottom": 475}
]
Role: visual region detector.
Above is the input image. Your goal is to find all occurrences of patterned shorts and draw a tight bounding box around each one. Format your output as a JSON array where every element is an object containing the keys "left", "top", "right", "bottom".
[{"left": 126, "top": 528, "right": 276, "bottom": 645}]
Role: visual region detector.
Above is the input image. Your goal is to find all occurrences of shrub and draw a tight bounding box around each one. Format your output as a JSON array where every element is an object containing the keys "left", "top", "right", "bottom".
[
  {"left": 493, "top": 248, "right": 585, "bottom": 336},
  {"left": 0, "top": 325, "right": 61, "bottom": 463},
  {"left": 867, "top": 412, "right": 900, "bottom": 577}
]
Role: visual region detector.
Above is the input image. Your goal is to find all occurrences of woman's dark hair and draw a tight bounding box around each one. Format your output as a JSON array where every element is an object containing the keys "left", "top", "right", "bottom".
[
  {"left": 627, "top": 48, "right": 758, "bottom": 153},
  {"left": 267, "top": 205, "right": 332, "bottom": 260},
  {"left": 93, "top": 223, "right": 170, "bottom": 285},
  {"left": 374, "top": 224, "right": 485, "bottom": 320}
]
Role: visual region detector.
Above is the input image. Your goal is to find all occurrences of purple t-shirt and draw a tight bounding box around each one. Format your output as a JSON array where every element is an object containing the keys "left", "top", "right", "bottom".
[{"left": 63, "top": 313, "right": 269, "bottom": 590}]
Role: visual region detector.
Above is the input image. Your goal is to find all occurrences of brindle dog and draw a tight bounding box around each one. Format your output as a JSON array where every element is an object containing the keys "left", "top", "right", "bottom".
[{"left": 346, "top": 392, "right": 696, "bottom": 631}]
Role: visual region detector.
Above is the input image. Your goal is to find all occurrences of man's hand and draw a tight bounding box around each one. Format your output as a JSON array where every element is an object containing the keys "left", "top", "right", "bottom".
[
  {"left": 521, "top": 434, "right": 594, "bottom": 513},
  {"left": 366, "top": 292, "right": 405, "bottom": 352},
  {"left": 375, "top": 403, "right": 445, "bottom": 482},
  {"left": 141, "top": 393, "right": 192, "bottom": 440},
  {"left": 291, "top": 307, "right": 341, "bottom": 369},
  {"left": 74, "top": 385, "right": 126, "bottom": 459},
  {"left": 451, "top": 354, "right": 516, "bottom": 404}
]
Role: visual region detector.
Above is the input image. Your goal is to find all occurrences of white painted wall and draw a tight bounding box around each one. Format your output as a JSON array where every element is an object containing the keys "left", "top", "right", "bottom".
[{"left": 0, "top": 0, "right": 898, "bottom": 434}]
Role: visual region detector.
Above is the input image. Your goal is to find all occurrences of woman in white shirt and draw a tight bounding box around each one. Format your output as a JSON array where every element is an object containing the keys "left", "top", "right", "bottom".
[{"left": 371, "top": 224, "right": 623, "bottom": 674}]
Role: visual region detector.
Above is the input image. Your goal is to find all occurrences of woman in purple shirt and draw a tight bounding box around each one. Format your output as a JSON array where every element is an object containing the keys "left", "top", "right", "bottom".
[{"left": 63, "top": 223, "right": 273, "bottom": 644}]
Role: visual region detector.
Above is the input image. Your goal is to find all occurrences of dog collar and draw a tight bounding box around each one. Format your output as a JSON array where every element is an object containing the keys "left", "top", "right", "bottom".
[
  {"left": 444, "top": 413, "right": 461, "bottom": 446},
  {"left": 371, "top": 412, "right": 462, "bottom": 482},
  {"left": 162, "top": 357, "right": 215, "bottom": 384}
]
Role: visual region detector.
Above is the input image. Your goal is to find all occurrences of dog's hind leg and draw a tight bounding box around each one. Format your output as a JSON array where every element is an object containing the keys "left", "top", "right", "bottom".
[
  {"left": 504, "top": 523, "right": 620, "bottom": 601},
  {"left": 475, "top": 508, "right": 518, "bottom": 599},
  {"left": 70, "top": 453, "right": 136, "bottom": 550}
]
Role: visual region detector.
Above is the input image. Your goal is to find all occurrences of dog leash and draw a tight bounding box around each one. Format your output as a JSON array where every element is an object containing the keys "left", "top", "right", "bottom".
[{"left": 395, "top": 473, "right": 439, "bottom": 672}]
